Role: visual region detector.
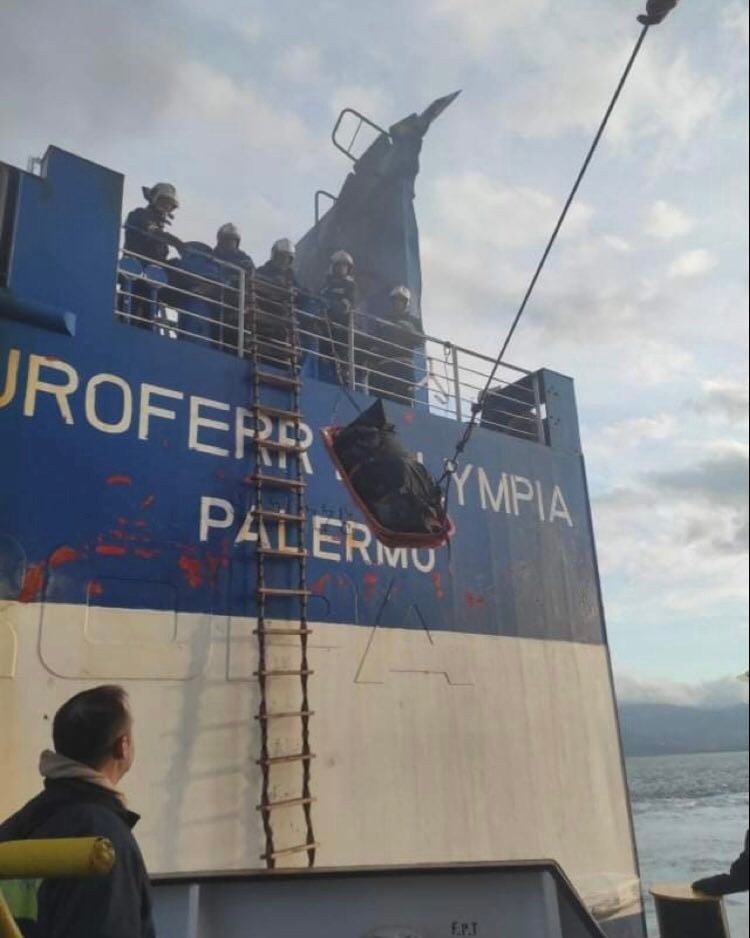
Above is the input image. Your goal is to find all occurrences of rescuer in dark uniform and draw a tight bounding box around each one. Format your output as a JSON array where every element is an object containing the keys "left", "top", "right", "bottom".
[
  {"left": 319, "top": 250, "right": 358, "bottom": 382},
  {"left": 123, "top": 183, "right": 180, "bottom": 264},
  {"left": 252, "top": 238, "right": 302, "bottom": 362},
  {"left": 367, "top": 285, "right": 423, "bottom": 405},
  {"left": 212, "top": 223, "right": 255, "bottom": 273},
  {"left": 121, "top": 183, "right": 182, "bottom": 329},
  {"left": 212, "top": 223, "right": 255, "bottom": 351}
]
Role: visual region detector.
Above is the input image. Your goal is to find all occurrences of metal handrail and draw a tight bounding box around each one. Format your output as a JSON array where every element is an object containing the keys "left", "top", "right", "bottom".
[{"left": 115, "top": 250, "right": 546, "bottom": 444}]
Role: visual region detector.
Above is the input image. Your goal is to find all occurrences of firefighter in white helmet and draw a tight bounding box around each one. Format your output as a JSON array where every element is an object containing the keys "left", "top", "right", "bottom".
[
  {"left": 253, "top": 239, "right": 303, "bottom": 362},
  {"left": 367, "top": 285, "right": 424, "bottom": 406},
  {"left": 319, "top": 249, "right": 359, "bottom": 382},
  {"left": 121, "top": 183, "right": 183, "bottom": 329},
  {"left": 123, "top": 183, "right": 181, "bottom": 264},
  {"left": 213, "top": 223, "right": 255, "bottom": 273}
]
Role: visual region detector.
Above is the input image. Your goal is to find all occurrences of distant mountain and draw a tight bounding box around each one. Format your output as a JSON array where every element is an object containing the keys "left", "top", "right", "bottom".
[{"left": 617, "top": 702, "right": 749, "bottom": 757}]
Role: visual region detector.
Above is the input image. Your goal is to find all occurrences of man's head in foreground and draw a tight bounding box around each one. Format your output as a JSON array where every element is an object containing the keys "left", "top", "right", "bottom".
[{"left": 52, "top": 685, "right": 134, "bottom": 785}]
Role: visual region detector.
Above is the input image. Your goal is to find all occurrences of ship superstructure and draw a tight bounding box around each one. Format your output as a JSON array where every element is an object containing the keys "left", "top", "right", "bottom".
[{"left": 1, "top": 121, "right": 643, "bottom": 937}]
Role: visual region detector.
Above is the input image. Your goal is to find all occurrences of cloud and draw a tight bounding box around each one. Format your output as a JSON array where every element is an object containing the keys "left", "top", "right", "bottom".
[
  {"left": 668, "top": 248, "right": 718, "bottom": 278},
  {"left": 644, "top": 200, "right": 696, "bottom": 240},
  {"left": 278, "top": 44, "right": 322, "bottom": 83},
  {"left": 647, "top": 442, "right": 749, "bottom": 507},
  {"left": 689, "top": 380, "right": 750, "bottom": 423},
  {"left": 615, "top": 672, "right": 749, "bottom": 707},
  {"left": 428, "top": 0, "right": 550, "bottom": 54},
  {"left": 722, "top": 3, "right": 750, "bottom": 47},
  {"left": 329, "top": 83, "right": 392, "bottom": 124}
]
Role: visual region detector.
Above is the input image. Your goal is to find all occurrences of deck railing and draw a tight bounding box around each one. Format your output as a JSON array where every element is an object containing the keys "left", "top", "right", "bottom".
[{"left": 116, "top": 247, "right": 546, "bottom": 445}]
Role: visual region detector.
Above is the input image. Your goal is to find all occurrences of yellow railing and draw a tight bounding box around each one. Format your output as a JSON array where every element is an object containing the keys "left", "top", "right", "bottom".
[{"left": 0, "top": 837, "right": 115, "bottom": 938}]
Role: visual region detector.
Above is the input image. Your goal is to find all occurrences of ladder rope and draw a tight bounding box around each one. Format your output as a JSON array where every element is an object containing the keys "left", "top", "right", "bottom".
[{"left": 248, "top": 280, "right": 316, "bottom": 868}]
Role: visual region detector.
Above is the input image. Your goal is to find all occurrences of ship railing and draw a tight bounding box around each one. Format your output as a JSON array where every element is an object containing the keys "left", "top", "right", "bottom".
[{"left": 116, "top": 248, "right": 546, "bottom": 444}]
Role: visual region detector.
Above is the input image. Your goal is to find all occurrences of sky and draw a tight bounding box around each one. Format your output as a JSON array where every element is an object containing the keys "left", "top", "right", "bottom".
[{"left": 1, "top": 0, "right": 748, "bottom": 705}]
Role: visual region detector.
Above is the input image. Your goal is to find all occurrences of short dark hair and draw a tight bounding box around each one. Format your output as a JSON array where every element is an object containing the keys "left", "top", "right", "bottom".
[{"left": 52, "top": 685, "right": 131, "bottom": 768}]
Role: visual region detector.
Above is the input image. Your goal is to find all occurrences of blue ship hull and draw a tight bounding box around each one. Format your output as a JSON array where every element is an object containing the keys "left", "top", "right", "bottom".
[{"left": 0, "top": 146, "right": 644, "bottom": 938}]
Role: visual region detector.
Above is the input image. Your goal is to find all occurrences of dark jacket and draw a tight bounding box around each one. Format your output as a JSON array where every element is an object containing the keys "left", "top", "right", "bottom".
[
  {"left": 212, "top": 244, "right": 255, "bottom": 273},
  {"left": 320, "top": 274, "right": 357, "bottom": 325},
  {"left": 0, "top": 779, "right": 156, "bottom": 938},
  {"left": 692, "top": 830, "right": 749, "bottom": 896},
  {"left": 123, "top": 206, "right": 171, "bottom": 263}
]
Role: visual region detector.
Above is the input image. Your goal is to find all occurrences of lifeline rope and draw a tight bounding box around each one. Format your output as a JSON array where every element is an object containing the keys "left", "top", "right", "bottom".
[{"left": 439, "top": 21, "right": 653, "bottom": 499}]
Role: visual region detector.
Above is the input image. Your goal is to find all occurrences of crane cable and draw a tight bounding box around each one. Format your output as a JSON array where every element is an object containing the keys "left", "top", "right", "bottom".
[{"left": 438, "top": 17, "right": 658, "bottom": 502}]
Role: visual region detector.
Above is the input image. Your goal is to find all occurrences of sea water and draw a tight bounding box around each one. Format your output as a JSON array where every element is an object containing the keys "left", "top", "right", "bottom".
[{"left": 625, "top": 750, "right": 749, "bottom": 937}]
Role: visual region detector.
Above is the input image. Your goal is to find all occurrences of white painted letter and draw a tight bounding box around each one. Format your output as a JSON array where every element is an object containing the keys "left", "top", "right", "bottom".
[
  {"left": 189, "top": 397, "right": 230, "bottom": 457},
  {"left": 375, "top": 543, "right": 409, "bottom": 569},
  {"left": 549, "top": 486, "right": 573, "bottom": 527},
  {"left": 199, "top": 497, "right": 234, "bottom": 542},
  {"left": 478, "top": 469, "right": 511, "bottom": 513},
  {"left": 0, "top": 348, "right": 20, "bottom": 409},
  {"left": 85, "top": 374, "right": 133, "bottom": 434},
  {"left": 345, "top": 521, "right": 372, "bottom": 564},
  {"left": 23, "top": 355, "right": 79, "bottom": 425},
  {"left": 411, "top": 548, "right": 435, "bottom": 573},
  {"left": 313, "top": 516, "right": 342, "bottom": 562},
  {"left": 138, "top": 383, "right": 183, "bottom": 440},
  {"left": 452, "top": 463, "right": 474, "bottom": 507},
  {"left": 511, "top": 475, "right": 534, "bottom": 515}
]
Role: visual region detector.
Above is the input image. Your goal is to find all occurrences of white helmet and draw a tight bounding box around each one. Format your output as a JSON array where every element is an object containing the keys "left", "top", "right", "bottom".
[
  {"left": 272, "top": 237, "right": 295, "bottom": 258},
  {"left": 365, "top": 928, "right": 423, "bottom": 938},
  {"left": 217, "top": 222, "right": 241, "bottom": 243},
  {"left": 390, "top": 285, "right": 411, "bottom": 303},
  {"left": 331, "top": 249, "right": 354, "bottom": 267},
  {"left": 144, "top": 183, "right": 179, "bottom": 208}
]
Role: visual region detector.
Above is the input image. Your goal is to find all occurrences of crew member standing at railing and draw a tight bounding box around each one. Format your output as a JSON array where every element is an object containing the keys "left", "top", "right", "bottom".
[
  {"left": 319, "top": 250, "right": 358, "bottom": 384},
  {"left": 212, "top": 223, "right": 254, "bottom": 351},
  {"left": 253, "top": 238, "right": 302, "bottom": 362},
  {"left": 121, "top": 183, "right": 182, "bottom": 330},
  {"left": 123, "top": 183, "right": 180, "bottom": 264},
  {"left": 367, "top": 286, "right": 424, "bottom": 406}
]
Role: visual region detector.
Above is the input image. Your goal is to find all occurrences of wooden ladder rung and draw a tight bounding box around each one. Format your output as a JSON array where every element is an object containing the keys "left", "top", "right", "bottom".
[
  {"left": 252, "top": 509, "right": 305, "bottom": 522},
  {"left": 255, "top": 370, "right": 301, "bottom": 388},
  {"left": 252, "top": 403, "right": 301, "bottom": 421},
  {"left": 258, "top": 587, "right": 311, "bottom": 597},
  {"left": 254, "top": 628, "right": 313, "bottom": 636},
  {"left": 243, "top": 474, "right": 305, "bottom": 490},
  {"left": 257, "top": 752, "right": 316, "bottom": 766},
  {"left": 254, "top": 439, "right": 305, "bottom": 454},
  {"left": 254, "top": 669, "right": 314, "bottom": 678},
  {"left": 257, "top": 796, "right": 316, "bottom": 812},
  {"left": 261, "top": 842, "right": 318, "bottom": 861},
  {"left": 255, "top": 709, "right": 314, "bottom": 721},
  {"left": 257, "top": 547, "right": 307, "bottom": 558}
]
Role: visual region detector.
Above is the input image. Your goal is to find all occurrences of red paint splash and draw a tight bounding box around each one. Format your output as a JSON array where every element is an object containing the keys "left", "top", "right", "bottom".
[
  {"left": 19, "top": 563, "right": 46, "bottom": 603},
  {"left": 134, "top": 548, "right": 159, "bottom": 559},
  {"left": 431, "top": 572, "right": 445, "bottom": 601},
  {"left": 108, "top": 529, "right": 125, "bottom": 541},
  {"left": 140, "top": 495, "right": 156, "bottom": 510},
  {"left": 49, "top": 546, "right": 81, "bottom": 568},
  {"left": 88, "top": 581, "right": 105, "bottom": 597},
  {"left": 133, "top": 520, "right": 148, "bottom": 529},
  {"left": 179, "top": 554, "right": 203, "bottom": 588},
  {"left": 401, "top": 411, "right": 415, "bottom": 424},
  {"left": 464, "top": 591, "right": 486, "bottom": 608},
  {"left": 310, "top": 573, "right": 331, "bottom": 595},
  {"left": 106, "top": 475, "right": 132, "bottom": 486},
  {"left": 116, "top": 517, "right": 129, "bottom": 526},
  {"left": 363, "top": 571, "right": 378, "bottom": 600},
  {"left": 95, "top": 545, "right": 127, "bottom": 557}
]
